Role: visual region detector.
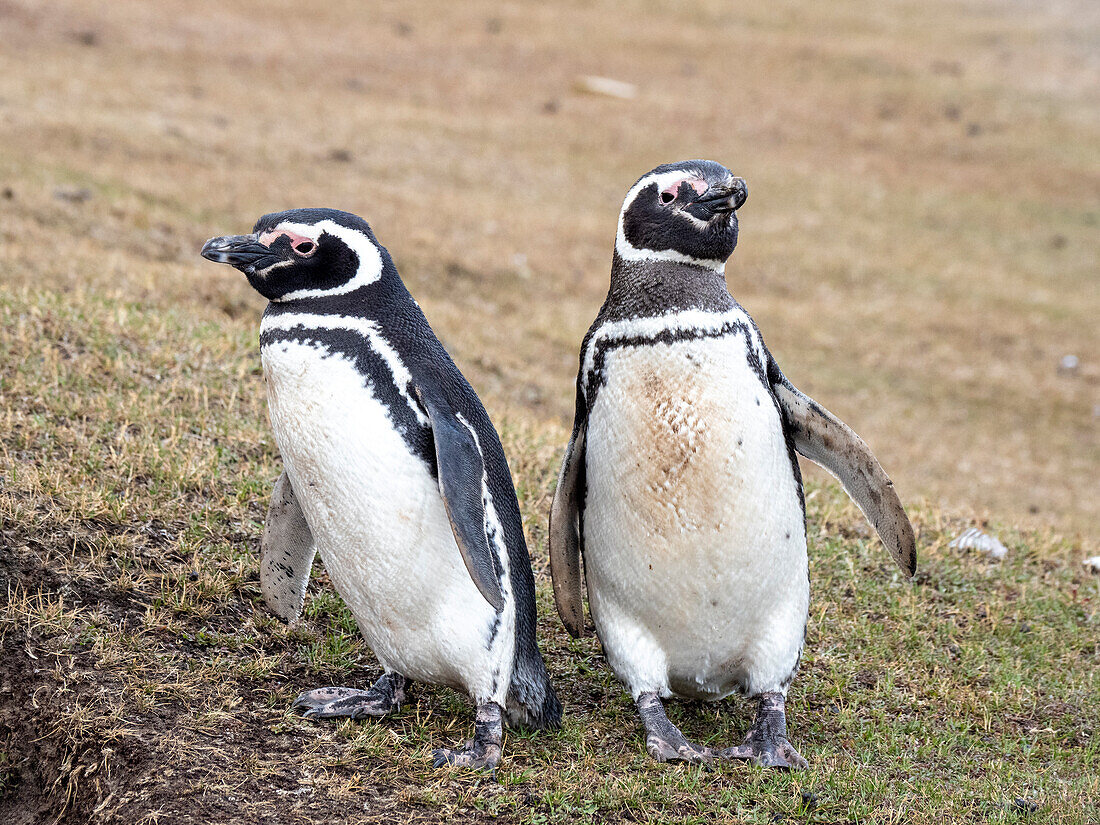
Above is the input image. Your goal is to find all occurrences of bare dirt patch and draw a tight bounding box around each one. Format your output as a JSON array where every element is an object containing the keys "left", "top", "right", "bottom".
[{"left": 0, "top": 518, "right": 507, "bottom": 824}]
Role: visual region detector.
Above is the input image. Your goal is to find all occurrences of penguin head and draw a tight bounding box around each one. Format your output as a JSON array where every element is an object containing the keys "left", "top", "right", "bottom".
[
  {"left": 201, "top": 208, "right": 387, "bottom": 301},
  {"left": 616, "top": 160, "right": 747, "bottom": 271}
]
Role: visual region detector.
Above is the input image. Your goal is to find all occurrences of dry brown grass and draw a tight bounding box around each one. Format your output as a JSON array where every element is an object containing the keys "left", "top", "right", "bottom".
[
  {"left": 1, "top": 0, "right": 1097, "bottom": 540},
  {"left": 1, "top": 1, "right": 1098, "bottom": 823}
]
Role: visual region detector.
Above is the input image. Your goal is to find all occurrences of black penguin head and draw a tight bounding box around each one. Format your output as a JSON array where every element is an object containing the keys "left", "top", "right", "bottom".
[
  {"left": 201, "top": 208, "right": 386, "bottom": 301},
  {"left": 616, "top": 160, "right": 747, "bottom": 271}
]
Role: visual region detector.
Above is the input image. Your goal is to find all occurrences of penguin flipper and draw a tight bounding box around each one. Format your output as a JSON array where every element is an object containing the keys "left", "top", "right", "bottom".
[
  {"left": 260, "top": 470, "right": 317, "bottom": 622},
  {"left": 417, "top": 387, "right": 506, "bottom": 613},
  {"left": 550, "top": 422, "right": 587, "bottom": 638},
  {"left": 769, "top": 366, "right": 917, "bottom": 577}
]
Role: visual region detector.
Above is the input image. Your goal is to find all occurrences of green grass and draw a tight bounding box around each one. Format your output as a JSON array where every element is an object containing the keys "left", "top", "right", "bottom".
[
  {"left": 1, "top": 1, "right": 1097, "bottom": 821},
  {"left": 1, "top": 285, "right": 1097, "bottom": 824}
]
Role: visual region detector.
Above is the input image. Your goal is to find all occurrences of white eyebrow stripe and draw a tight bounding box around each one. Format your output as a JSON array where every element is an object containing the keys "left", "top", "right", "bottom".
[
  {"left": 270, "top": 220, "right": 385, "bottom": 301},
  {"left": 614, "top": 170, "right": 727, "bottom": 272},
  {"left": 660, "top": 175, "right": 707, "bottom": 197}
]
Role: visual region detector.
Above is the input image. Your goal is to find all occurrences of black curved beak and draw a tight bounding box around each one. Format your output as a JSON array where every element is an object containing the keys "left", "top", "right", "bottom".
[
  {"left": 692, "top": 177, "right": 748, "bottom": 215},
  {"left": 201, "top": 234, "right": 271, "bottom": 267}
]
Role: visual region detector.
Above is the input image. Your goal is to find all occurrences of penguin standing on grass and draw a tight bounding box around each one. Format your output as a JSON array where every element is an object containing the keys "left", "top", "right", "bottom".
[
  {"left": 202, "top": 208, "right": 561, "bottom": 771},
  {"left": 550, "top": 161, "right": 915, "bottom": 768}
]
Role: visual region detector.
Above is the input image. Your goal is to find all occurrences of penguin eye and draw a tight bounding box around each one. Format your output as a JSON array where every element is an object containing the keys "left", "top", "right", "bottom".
[
  {"left": 658, "top": 176, "right": 706, "bottom": 206},
  {"left": 293, "top": 240, "right": 316, "bottom": 255}
]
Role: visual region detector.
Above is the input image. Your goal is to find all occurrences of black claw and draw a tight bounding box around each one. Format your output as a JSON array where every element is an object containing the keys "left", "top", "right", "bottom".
[{"left": 431, "top": 749, "right": 451, "bottom": 770}]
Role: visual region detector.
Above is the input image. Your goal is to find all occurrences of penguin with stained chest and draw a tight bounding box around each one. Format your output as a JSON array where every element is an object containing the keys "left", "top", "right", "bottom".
[
  {"left": 201, "top": 208, "right": 561, "bottom": 770},
  {"left": 550, "top": 162, "right": 916, "bottom": 768}
]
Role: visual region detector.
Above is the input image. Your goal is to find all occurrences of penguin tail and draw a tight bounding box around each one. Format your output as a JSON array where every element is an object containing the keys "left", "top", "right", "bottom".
[{"left": 505, "top": 655, "right": 563, "bottom": 731}]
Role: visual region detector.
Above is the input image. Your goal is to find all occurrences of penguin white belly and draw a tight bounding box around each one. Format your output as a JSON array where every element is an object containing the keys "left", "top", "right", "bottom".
[
  {"left": 584, "top": 334, "right": 808, "bottom": 701},
  {"left": 260, "top": 339, "right": 513, "bottom": 703}
]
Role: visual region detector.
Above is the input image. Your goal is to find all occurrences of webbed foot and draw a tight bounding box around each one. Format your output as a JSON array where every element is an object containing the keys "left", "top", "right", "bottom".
[
  {"left": 292, "top": 672, "right": 406, "bottom": 720},
  {"left": 720, "top": 692, "right": 808, "bottom": 770},
  {"left": 636, "top": 692, "right": 716, "bottom": 764},
  {"left": 431, "top": 702, "right": 502, "bottom": 773}
]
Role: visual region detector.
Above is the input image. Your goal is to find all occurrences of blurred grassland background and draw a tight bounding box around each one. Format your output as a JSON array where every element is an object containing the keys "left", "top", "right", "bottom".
[
  {"left": 2, "top": 0, "right": 1097, "bottom": 539},
  {"left": 0, "top": 1, "right": 1097, "bottom": 823}
]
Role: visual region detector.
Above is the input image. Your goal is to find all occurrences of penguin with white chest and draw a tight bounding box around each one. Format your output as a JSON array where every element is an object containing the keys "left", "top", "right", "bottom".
[
  {"left": 550, "top": 162, "right": 916, "bottom": 768},
  {"left": 202, "top": 209, "right": 561, "bottom": 770}
]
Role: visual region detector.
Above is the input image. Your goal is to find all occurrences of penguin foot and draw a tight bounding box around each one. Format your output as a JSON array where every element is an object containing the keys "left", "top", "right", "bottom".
[
  {"left": 720, "top": 738, "right": 807, "bottom": 770},
  {"left": 431, "top": 740, "right": 501, "bottom": 773},
  {"left": 720, "top": 692, "right": 808, "bottom": 770},
  {"left": 432, "top": 702, "right": 503, "bottom": 773},
  {"left": 635, "top": 692, "right": 716, "bottom": 765},
  {"left": 645, "top": 732, "right": 716, "bottom": 764},
  {"left": 292, "top": 672, "right": 406, "bottom": 720}
]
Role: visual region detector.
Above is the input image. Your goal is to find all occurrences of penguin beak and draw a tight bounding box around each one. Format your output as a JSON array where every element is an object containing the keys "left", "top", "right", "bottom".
[
  {"left": 201, "top": 234, "right": 272, "bottom": 267},
  {"left": 691, "top": 177, "right": 748, "bottom": 216}
]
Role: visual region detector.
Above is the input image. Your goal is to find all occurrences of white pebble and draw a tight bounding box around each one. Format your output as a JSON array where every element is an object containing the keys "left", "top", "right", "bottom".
[
  {"left": 948, "top": 527, "right": 1008, "bottom": 559},
  {"left": 574, "top": 75, "right": 638, "bottom": 100}
]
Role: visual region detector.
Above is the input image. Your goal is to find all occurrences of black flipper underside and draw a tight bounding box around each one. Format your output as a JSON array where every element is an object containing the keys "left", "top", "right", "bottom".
[
  {"left": 769, "top": 360, "right": 917, "bottom": 576},
  {"left": 549, "top": 426, "right": 587, "bottom": 638},
  {"left": 416, "top": 385, "right": 505, "bottom": 612},
  {"left": 260, "top": 471, "right": 316, "bottom": 622}
]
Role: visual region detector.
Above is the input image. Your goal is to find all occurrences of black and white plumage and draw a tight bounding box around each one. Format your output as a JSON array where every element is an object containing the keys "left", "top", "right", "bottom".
[
  {"left": 550, "top": 161, "right": 915, "bottom": 768},
  {"left": 202, "top": 209, "right": 561, "bottom": 770}
]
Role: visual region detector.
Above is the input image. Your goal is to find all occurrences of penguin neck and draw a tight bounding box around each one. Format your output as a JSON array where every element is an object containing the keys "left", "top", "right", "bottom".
[
  {"left": 603, "top": 252, "right": 736, "bottom": 321},
  {"left": 262, "top": 263, "right": 422, "bottom": 325}
]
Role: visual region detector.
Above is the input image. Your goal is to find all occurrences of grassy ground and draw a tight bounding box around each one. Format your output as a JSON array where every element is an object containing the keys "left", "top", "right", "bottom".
[{"left": 1, "top": 0, "right": 1097, "bottom": 822}]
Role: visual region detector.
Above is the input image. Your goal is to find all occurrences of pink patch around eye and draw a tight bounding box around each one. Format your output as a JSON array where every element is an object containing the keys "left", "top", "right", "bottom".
[
  {"left": 258, "top": 229, "right": 316, "bottom": 248},
  {"left": 660, "top": 176, "right": 707, "bottom": 200}
]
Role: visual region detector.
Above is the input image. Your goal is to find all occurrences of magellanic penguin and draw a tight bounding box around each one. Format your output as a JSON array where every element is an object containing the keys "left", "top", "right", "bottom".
[
  {"left": 201, "top": 209, "right": 561, "bottom": 771},
  {"left": 549, "top": 162, "right": 916, "bottom": 768}
]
